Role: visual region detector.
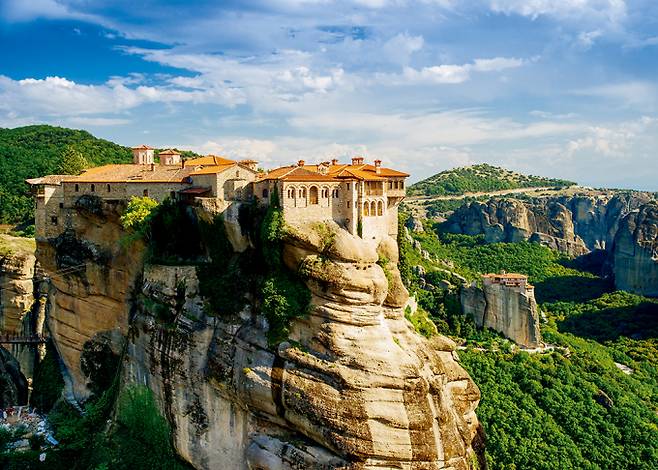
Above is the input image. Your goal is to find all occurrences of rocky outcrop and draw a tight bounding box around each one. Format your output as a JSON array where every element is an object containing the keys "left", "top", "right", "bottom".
[
  {"left": 444, "top": 193, "right": 652, "bottom": 256},
  {"left": 0, "top": 239, "right": 47, "bottom": 383},
  {"left": 612, "top": 203, "right": 658, "bottom": 297},
  {"left": 461, "top": 282, "right": 542, "bottom": 348},
  {"left": 38, "top": 198, "right": 146, "bottom": 401},
  {"left": 121, "top": 220, "right": 482, "bottom": 469},
  {"left": 0, "top": 346, "right": 28, "bottom": 407}
]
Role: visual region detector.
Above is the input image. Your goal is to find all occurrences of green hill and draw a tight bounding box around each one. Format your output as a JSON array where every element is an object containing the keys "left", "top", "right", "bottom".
[
  {"left": 408, "top": 163, "right": 576, "bottom": 197},
  {"left": 0, "top": 125, "right": 200, "bottom": 226},
  {"left": 0, "top": 125, "right": 133, "bottom": 224}
]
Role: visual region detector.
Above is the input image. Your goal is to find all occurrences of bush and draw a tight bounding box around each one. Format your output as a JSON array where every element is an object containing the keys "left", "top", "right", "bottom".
[{"left": 120, "top": 196, "right": 159, "bottom": 236}]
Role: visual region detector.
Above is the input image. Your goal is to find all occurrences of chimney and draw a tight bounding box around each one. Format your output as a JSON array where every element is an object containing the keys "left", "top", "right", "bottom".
[
  {"left": 374, "top": 159, "right": 382, "bottom": 174},
  {"left": 298, "top": 160, "right": 305, "bottom": 167},
  {"left": 331, "top": 158, "right": 338, "bottom": 165},
  {"left": 351, "top": 156, "right": 364, "bottom": 165}
]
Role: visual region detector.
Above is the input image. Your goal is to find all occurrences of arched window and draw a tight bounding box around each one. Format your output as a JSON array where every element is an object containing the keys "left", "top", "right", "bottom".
[
  {"left": 309, "top": 186, "right": 319, "bottom": 205},
  {"left": 363, "top": 202, "right": 370, "bottom": 216},
  {"left": 75, "top": 184, "right": 79, "bottom": 192},
  {"left": 262, "top": 188, "right": 269, "bottom": 199},
  {"left": 236, "top": 170, "right": 240, "bottom": 178},
  {"left": 377, "top": 201, "right": 383, "bottom": 216},
  {"left": 370, "top": 201, "right": 376, "bottom": 216},
  {"left": 107, "top": 184, "right": 111, "bottom": 192},
  {"left": 90, "top": 184, "right": 95, "bottom": 192}
]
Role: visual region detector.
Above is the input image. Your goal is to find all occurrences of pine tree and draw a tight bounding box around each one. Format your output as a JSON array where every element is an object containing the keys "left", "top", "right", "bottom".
[{"left": 58, "top": 146, "right": 89, "bottom": 175}]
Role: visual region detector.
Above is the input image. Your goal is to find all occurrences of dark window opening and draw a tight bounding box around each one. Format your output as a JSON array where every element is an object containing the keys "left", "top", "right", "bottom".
[
  {"left": 107, "top": 184, "right": 111, "bottom": 192},
  {"left": 75, "top": 184, "right": 79, "bottom": 192},
  {"left": 59, "top": 202, "right": 64, "bottom": 209},
  {"left": 263, "top": 188, "right": 269, "bottom": 198},
  {"left": 50, "top": 216, "right": 58, "bottom": 225},
  {"left": 143, "top": 189, "right": 149, "bottom": 197},
  {"left": 90, "top": 184, "right": 95, "bottom": 192}
]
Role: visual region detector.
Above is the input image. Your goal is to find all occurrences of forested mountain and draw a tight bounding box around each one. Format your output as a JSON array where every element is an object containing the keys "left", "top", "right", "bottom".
[
  {"left": 408, "top": 163, "right": 575, "bottom": 197},
  {"left": 0, "top": 125, "right": 199, "bottom": 225},
  {"left": 0, "top": 125, "right": 132, "bottom": 224}
]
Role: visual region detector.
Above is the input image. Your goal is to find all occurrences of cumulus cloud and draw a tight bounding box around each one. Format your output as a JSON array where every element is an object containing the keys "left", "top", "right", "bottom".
[
  {"left": 488, "top": 0, "right": 627, "bottom": 25},
  {"left": 0, "top": 74, "right": 245, "bottom": 117}
]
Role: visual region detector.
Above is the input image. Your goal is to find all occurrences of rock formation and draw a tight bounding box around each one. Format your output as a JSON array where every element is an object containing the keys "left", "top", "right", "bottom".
[
  {"left": 37, "top": 198, "right": 146, "bottom": 401},
  {"left": 34, "top": 199, "right": 482, "bottom": 469},
  {"left": 612, "top": 202, "right": 658, "bottom": 297},
  {"left": 0, "top": 238, "right": 47, "bottom": 383},
  {"left": 461, "top": 277, "right": 542, "bottom": 348},
  {"left": 444, "top": 193, "right": 652, "bottom": 256}
]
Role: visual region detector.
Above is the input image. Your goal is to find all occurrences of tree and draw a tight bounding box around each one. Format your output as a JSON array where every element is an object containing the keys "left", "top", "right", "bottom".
[{"left": 58, "top": 145, "right": 89, "bottom": 175}]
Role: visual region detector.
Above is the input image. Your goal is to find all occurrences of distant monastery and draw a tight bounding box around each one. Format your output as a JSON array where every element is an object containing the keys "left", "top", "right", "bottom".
[{"left": 27, "top": 146, "right": 409, "bottom": 242}]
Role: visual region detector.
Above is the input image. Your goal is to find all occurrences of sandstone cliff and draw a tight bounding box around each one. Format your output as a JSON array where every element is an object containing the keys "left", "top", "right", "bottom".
[
  {"left": 37, "top": 197, "right": 146, "bottom": 401},
  {"left": 0, "top": 236, "right": 47, "bottom": 388},
  {"left": 461, "top": 282, "right": 542, "bottom": 348},
  {"left": 444, "top": 193, "right": 652, "bottom": 256},
  {"left": 612, "top": 202, "right": 658, "bottom": 297},
  {"left": 34, "top": 200, "right": 483, "bottom": 469}
]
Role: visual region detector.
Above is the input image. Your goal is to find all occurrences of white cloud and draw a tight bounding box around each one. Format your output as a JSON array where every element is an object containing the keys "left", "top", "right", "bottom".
[
  {"left": 381, "top": 56, "right": 526, "bottom": 84},
  {"left": 488, "top": 0, "right": 627, "bottom": 25},
  {"left": 0, "top": 74, "right": 246, "bottom": 118}
]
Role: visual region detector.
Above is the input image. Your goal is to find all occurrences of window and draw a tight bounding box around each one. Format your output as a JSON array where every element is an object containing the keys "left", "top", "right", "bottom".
[
  {"left": 91, "top": 184, "right": 95, "bottom": 192},
  {"left": 107, "top": 184, "right": 111, "bottom": 192},
  {"left": 236, "top": 170, "right": 240, "bottom": 178},
  {"left": 309, "top": 186, "right": 318, "bottom": 205},
  {"left": 262, "top": 188, "right": 269, "bottom": 198},
  {"left": 346, "top": 183, "right": 350, "bottom": 190},
  {"left": 170, "top": 191, "right": 176, "bottom": 200},
  {"left": 75, "top": 184, "right": 79, "bottom": 192},
  {"left": 143, "top": 189, "right": 149, "bottom": 197},
  {"left": 400, "top": 181, "right": 404, "bottom": 189},
  {"left": 370, "top": 201, "right": 376, "bottom": 216},
  {"left": 50, "top": 216, "right": 58, "bottom": 225},
  {"left": 59, "top": 202, "right": 64, "bottom": 209},
  {"left": 363, "top": 203, "right": 370, "bottom": 216},
  {"left": 388, "top": 181, "right": 393, "bottom": 190},
  {"left": 377, "top": 201, "right": 383, "bottom": 216}
]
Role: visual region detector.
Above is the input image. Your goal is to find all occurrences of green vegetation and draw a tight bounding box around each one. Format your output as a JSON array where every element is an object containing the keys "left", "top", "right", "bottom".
[
  {"left": 398, "top": 213, "right": 658, "bottom": 468},
  {"left": 408, "top": 163, "right": 575, "bottom": 197},
  {"left": 259, "top": 191, "right": 311, "bottom": 344},
  {"left": 0, "top": 233, "right": 36, "bottom": 257},
  {"left": 120, "top": 196, "right": 159, "bottom": 237},
  {"left": 0, "top": 124, "right": 201, "bottom": 226},
  {"left": 57, "top": 146, "right": 89, "bottom": 175},
  {"left": 0, "top": 125, "right": 133, "bottom": 224}
]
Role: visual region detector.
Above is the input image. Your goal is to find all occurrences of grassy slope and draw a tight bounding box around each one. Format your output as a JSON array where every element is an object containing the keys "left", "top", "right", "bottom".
[
  {"left": 408, "top": 163, "right": 576, "bottom": 197},
  {"left": 400, "top": 218, "right": 658, "bottom": 469}
]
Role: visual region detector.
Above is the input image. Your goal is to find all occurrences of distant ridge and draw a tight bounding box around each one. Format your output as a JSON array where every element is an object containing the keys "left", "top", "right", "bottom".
[{"left": 408, "top": 163, "right": 576, "bottom": 197}]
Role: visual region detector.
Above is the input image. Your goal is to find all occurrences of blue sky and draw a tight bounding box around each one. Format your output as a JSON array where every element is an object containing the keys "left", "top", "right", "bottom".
[{"left": 1, "top": 0, "right": 657, "bottom": 189}]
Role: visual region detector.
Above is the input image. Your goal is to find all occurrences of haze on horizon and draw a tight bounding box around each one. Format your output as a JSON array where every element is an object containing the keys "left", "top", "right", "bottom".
[{"left": 1, "top": 0, "right": 657, "bottom": 190}]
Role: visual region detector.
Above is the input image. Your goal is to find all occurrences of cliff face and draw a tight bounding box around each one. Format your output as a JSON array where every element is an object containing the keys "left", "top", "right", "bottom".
[
  {"left": 461, "top": 283, "right": 542, "bottom": 348},
  {"left": 612, "top": 203, "right": 658, "bottom": 297},
  {"left": 0, "top": 237, "right": 47, "bottom": 387},
  {"left": 444, "top": 193, "right": 651, "bottom": 256},
  {"left": 34, "top": 201, "right": 482, "bottom": 469},
  {"left": 37, "top": 198, "right": 146, "bottom": 401}
]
